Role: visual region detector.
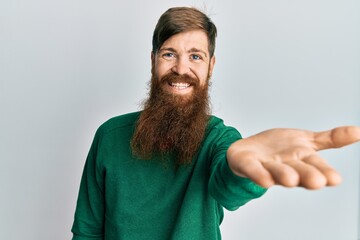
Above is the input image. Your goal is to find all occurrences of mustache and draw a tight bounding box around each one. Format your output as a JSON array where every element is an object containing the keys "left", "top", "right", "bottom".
[{"left": 159, "top": 72, "right": 199, "bottom": 86}]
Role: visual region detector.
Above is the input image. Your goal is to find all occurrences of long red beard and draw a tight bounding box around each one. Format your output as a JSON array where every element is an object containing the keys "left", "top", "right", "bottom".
[{"left": 131, "top": 71, "right": 211, "bottom": 165}]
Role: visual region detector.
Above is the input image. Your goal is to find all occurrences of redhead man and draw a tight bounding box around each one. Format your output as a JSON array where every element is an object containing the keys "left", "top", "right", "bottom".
[{"left": 71, "top": 7, "right": 360, "bottom": 240}]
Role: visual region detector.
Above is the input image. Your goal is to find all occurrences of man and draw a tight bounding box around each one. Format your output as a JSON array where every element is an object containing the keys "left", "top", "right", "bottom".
[{"left": 71, "top": 7, "right": 360, "bottom": 239}]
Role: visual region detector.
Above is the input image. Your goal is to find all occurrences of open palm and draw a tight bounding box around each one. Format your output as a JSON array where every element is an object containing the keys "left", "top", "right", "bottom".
[{"left": 227, "top": 126, "right": 360, "bottom": 189}]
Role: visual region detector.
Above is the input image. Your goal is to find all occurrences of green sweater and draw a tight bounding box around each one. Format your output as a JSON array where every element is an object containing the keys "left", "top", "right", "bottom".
[{"left": 72, "top": 112, "right": 266, "bottom": 239}]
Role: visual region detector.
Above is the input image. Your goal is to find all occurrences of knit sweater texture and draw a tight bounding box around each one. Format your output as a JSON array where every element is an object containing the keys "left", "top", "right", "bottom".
[{"left": 72, "top": 111, "right": 266, "bottom": 239}]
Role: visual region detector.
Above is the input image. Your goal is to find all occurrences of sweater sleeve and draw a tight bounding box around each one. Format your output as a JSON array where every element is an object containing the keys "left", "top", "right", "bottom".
[
  {"left": 71, "top": 128, "right": 105, "bottom": 239},
  {"left": 208, "top": 126, "right": 267, "bottom": 211}
]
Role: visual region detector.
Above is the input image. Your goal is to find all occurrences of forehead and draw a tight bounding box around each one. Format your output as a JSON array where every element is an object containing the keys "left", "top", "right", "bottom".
[{"left": 160, "top": 30, "right": 209, "bottom": 53}]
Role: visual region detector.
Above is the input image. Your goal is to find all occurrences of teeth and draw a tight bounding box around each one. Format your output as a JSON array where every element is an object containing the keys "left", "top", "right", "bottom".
[{"left": 171, "top": 82, "right": 190, "bottom": 89}]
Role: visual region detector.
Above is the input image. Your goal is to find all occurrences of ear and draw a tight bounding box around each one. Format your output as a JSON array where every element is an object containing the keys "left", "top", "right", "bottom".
[
  {"left": 151, "top": 51, "right": 155, "bottom": 69},
  {"left": 209, "top": 55, "right": 216, "bottom": 77}
]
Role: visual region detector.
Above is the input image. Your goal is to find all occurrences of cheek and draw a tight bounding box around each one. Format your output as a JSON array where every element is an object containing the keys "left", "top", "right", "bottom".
[
  {"left": 154, "top": 61, "right": 171, "bottom": 79},
  {"left": 197, "top": 68, "right": 210, "bottom": 86}
]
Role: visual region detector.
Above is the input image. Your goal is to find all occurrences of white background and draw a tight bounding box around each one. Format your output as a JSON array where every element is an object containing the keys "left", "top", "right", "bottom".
[{"left": 1, "top": 0, "right": 359, "bottom": 239}]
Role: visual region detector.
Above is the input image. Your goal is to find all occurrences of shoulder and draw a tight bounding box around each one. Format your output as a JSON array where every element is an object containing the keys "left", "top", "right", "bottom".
[
  {"left": 205, "top": 115, "right": 242, "bottom": 141},
  {"left": 97, "top": 111, "right": 141, "bottom": 135},
  {"left": 208, "top": 115, "right": 226, "bottom": 128}
]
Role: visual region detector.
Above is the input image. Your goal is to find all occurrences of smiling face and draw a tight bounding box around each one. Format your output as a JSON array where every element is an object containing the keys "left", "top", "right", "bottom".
[
  {"left": 132, "top": 7, "right": 218, "bottom": 165},
  {"left": 151, "top": 30, "right": 216, "bottom": 98}
]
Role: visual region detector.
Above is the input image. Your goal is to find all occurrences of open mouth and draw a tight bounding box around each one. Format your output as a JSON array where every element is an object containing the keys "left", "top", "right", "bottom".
[{"left": 169, "top": 82, "right": 191, "bottom": 90}]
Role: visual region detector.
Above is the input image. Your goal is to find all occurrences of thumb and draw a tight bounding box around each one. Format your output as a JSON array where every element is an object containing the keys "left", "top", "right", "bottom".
[{"left": 314, "top": 126, "right": 360, "bottom": 150}]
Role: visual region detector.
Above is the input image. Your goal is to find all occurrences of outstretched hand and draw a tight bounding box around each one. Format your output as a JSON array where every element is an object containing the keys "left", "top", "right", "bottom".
[{"left": 227, "top": 126, "right": 360, "bottom": 189}]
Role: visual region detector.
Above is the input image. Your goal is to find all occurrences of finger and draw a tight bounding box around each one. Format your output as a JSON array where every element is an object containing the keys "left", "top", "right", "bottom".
[
  {"left": 302, "top": 155, "right": 342, "bottom": 186},
  {"left": 314, "top": 126, "right": 360, "bottom": 150},
  {"left": 262, "top": 161, "right": 300, "bottom": 187},
  {"left": 228, "top": 152, "right": 275, "bottom": 188},
  {"left": 285, "top": 160, "right": 327, "bottom": 189}
]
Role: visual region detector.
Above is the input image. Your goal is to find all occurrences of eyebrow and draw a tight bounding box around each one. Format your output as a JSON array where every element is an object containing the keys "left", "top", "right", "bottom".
[
  {"left": 189, "top": 48, "right": 208, "bottom": 58},
  {"left": 158, "top": 47, "right": 208, "bottom": 58},
  {"left": 158, "top": 47, "right": 176, "bottom": 53}
]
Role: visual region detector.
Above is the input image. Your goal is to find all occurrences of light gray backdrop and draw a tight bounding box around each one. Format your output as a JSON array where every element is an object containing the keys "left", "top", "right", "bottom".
[{"left": 1, "top": 0, "right": 359, "bottom": 239}]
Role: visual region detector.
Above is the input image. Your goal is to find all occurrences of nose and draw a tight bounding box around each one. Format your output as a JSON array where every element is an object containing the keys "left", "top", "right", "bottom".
[{"left": 171, "top": 57, "right": 190, "bottom": 75}]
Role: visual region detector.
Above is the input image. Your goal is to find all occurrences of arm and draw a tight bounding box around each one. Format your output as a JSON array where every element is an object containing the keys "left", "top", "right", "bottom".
[
  {"left": 227, "top": 126, "right": 360, "bottom": 189},
  {"left": 71, "top": 130, "right": 105, "bottom": 240},
  {"left": 207, "top": 125, "right": 267, "bottom": 211}
]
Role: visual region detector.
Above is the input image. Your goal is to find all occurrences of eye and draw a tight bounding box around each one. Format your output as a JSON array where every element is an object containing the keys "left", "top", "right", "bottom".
[
  {"left": 162, "top": 52, "right": 175, "bottom": 59},
  {"left": 190, "top": 54, "right": 202, "bottom": 60}
]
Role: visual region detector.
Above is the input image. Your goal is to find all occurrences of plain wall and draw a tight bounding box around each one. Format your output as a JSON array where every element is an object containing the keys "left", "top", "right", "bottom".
[{"left": 1, "top": 0, "right": 359, "bottom": 239}]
